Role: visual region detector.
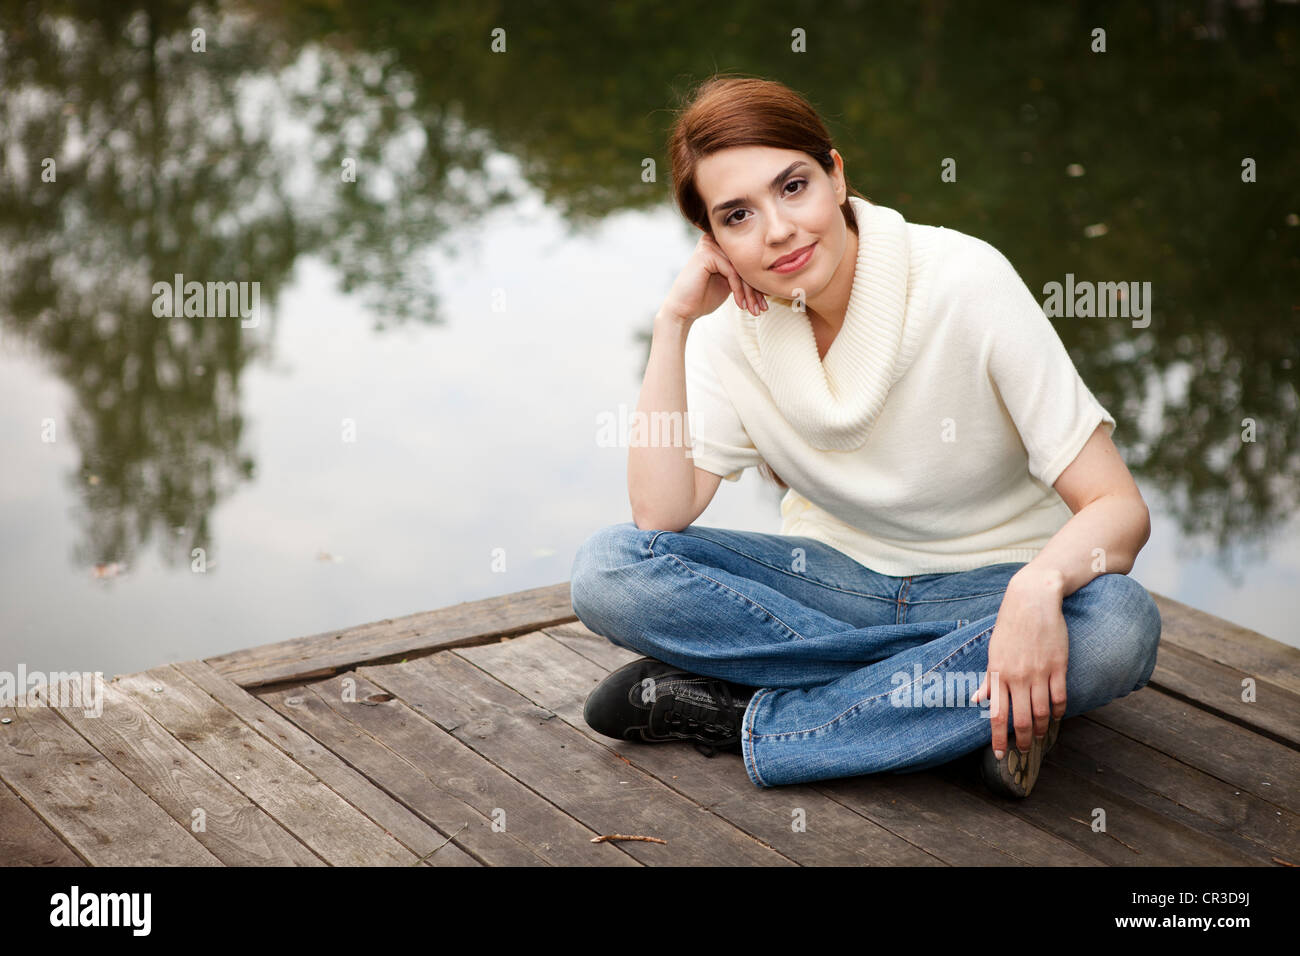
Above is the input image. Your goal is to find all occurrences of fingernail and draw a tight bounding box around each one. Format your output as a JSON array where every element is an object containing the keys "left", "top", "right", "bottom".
[{"left": 994, "top": 749, "right": 1004, "bottom": 759}]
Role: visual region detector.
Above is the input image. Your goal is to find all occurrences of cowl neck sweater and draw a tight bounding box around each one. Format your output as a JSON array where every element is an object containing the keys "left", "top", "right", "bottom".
[
  {"left": 682, "top": 200, "right": 1117, "bottom": 575},
  {"left": 730, "top": 196, "right": 927, "bottom": 452}
]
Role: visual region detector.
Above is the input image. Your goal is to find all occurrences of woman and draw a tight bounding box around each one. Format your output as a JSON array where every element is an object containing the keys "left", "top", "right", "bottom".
[{"left": 569, "top": 75, "right": 1161, "bottom": 798}]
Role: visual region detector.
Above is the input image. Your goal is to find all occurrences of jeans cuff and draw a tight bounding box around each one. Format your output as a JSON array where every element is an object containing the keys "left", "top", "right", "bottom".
[{"left": 741, "top": 688, "right": 771, "bottom": 788}]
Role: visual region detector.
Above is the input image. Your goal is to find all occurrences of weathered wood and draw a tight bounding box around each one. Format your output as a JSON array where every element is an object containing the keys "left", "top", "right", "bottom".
[
  {"left": 550, "top": 611, "right": 1298, "bottom": 865},
  {"left": 932, "top": 736, "right": 1265, "bottom": 865},
  {"left": 543, "top": 622, "right": 1099, "bottom": 865},
  {"left": 53, "top": 675, "right": 323, "bottom": 866},
  {"left": 546, "top": 621, "right": 647, "bottom": 672},
  {"left": 11, "top": 579, "right": 1295, "bottom": 867},
  {"left": 1151, "top": 591, "right": 1300, "bottom": 697},
  {"left": 0, "top": 778, "right": 85, "bottom": 866},
  {"left": 259, "top": 671, "right": 637, "bottom": 866},
  {"left": 174, "top": 660, "right": 478, "bottom": 867},
  {"left": 0, "top": 698, "right": 219, "bottom": 865},
  {"left": 1146, "top": 640, "right": 1300, "bottom": 749},
  {"left": 205, "top": 582, "right": 576, "bottom": 689},
  {"left": 360, "top": 652, "right": 795, "bottom": 865},
  {"left": 113, "top": 667, "right": 420, "bottom": 865},
  {"left": 1043, "top": 719, "right": 1299, "bottom": 863},
  {"left": 547, "top": 620, "right": 1238, "bottom": 866},
  {"left": 468, "top": 628, "right": 944, "bottom": 866},
  {"left": 1087, "top": 686, "right": 1300, "bottom": 814}
]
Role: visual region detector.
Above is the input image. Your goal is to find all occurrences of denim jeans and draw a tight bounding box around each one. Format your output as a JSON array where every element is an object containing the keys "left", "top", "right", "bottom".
[{"left": 569, "top": 521, "right": 1162, "bottom": 789}]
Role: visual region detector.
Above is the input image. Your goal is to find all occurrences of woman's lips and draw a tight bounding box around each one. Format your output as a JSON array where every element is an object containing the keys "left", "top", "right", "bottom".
[{"left": 770, "top": 243, "right": 815, "bottom": 274}]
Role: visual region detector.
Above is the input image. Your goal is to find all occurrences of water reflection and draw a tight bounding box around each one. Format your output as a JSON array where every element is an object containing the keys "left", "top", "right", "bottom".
[
  {"left": 1, "top": 0, "right": 1297, "bottom": 587},
  {"left": 0, "top": 0, "right": 505, "bottom": 570}
]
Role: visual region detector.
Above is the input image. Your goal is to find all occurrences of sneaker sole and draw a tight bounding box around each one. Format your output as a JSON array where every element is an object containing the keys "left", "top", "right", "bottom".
[{"left": 979, "top": 715, "right": 1062, "bottom": 798}]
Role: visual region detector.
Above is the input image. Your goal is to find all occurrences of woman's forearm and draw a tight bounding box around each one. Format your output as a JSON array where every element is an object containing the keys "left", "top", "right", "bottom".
[
  {"left": 1010, "top": 493, "right": 1152, "bottom": 601},
  {"left": 627, "top": 310, "right": 698, "bottom": 531}
]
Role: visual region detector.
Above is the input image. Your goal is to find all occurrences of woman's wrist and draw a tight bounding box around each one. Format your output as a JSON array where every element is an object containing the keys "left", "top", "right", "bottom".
[
  {"left": 654, "top": 306, "right": 694, "bottom": 330},
  {"left": 1007, "top": 565, "right": 1066, "bottom": 603}
]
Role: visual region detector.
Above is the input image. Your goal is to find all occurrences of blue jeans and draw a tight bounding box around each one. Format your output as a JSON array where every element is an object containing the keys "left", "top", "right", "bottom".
[{"left": 569, "top": 521, "right": 1162, "bottom": 789}]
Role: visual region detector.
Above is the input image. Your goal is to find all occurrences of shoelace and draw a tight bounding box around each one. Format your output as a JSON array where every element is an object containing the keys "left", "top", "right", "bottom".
[{"left": 648, "top": 678, "right": 749, "bottom": 756}]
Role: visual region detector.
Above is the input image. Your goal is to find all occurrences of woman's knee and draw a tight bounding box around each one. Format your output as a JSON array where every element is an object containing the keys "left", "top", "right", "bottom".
[
  {"left": 569, "top": 521, "right": 650, "bottom": 633},
  {"left": 1075, "top": 573, "right": 1162, "bottom": 695}
]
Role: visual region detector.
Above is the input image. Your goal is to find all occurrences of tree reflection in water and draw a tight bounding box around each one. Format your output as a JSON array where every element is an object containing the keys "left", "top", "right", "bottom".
[{"left": 0, "top": 0, "right": 1296, "bottom": 585}]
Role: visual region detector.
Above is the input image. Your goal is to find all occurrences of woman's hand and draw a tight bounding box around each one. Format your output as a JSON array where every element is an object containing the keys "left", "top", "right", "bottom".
[
  {"left": 660, "top": 231, "right": 769, "bottom": 324},
  {"left": 971, "top": 569, "right": 1069, "bottom": 757}
]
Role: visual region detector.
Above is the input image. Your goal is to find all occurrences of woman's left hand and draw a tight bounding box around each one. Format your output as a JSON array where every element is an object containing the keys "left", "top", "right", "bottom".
[{"left": 970, "top": 569, "right": 1069, "bottom": 758}]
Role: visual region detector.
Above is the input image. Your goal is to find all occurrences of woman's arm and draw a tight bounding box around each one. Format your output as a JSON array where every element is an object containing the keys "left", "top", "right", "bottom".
[
  {"left": 1014, "top": 422, "right": 1152, "bottom": 594},
  {"left": 628, "top": 311, "right": 700, "bottom": 531},
  {"left": 972, "top": 423, "right": 1151, "bottom": 757}
]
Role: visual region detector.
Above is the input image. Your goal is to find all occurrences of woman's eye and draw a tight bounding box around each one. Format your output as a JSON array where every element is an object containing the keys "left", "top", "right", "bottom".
[{"left": 724, "top": 179, "right": 808, "bottom": 226}]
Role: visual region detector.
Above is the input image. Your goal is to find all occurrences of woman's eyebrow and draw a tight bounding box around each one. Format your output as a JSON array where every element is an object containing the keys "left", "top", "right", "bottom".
[{"left": 710, "top": 161, "right": 808, "bottom": 217}]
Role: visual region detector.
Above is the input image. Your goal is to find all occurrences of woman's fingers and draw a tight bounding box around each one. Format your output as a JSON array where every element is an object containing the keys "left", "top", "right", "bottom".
[
  {"left": 982, "top": 664, "right": 1005, "bottom": 757},
  {"left": 710, "top": 253, "right": 745, "bottom": 311},
  {"left": 734, "top": 274, "right": 755, "bottom": 315},
  {"left": 1009, "top": 682, "right": 1034, "bottom": 754},
  {"left": 991, "top": 671, "right": 1010, "bottom": 758},
  {"left": 704, "top": 237, "right": 765, "bottom": 315},
  {"left": 1049, "top": 669, "right": 1068, "bottom": 720},
  {"left": 1030, "top": 679, "right": 1052, "bottom": 740}
]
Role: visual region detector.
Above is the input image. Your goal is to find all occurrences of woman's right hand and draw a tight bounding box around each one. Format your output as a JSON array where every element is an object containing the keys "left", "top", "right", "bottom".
[{"left": 660, "top": 232, "right": 769, "bottom": 324}]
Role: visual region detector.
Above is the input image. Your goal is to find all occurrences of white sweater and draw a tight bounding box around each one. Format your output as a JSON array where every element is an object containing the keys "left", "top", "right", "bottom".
[{"left": 683, "top": 196, "right": 1115, "bottom": 576}]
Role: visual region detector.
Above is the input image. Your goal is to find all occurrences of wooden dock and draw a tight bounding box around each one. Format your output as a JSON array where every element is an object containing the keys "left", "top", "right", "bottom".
[{"left": 2, "top": 582, "right": 1297, "bottom": 866}]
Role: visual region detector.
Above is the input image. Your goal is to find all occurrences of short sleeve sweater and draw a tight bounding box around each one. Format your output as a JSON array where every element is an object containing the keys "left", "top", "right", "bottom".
[{"left": 683, "top": 196, "right": 1116, "bottom": 576}]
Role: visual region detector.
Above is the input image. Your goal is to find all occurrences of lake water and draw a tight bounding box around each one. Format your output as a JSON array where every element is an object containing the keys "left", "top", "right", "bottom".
[{"left": 2, "top": 1, "right": 1297, "bottom": 680}]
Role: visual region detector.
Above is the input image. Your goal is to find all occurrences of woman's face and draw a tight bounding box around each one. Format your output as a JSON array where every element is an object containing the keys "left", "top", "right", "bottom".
[{"left": 694, "top": 145, "right": 848, "bottom": 300}]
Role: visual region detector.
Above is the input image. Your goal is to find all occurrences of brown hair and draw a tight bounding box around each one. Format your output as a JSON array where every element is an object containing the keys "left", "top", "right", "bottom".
[{"left": 667, "top": 73, "right": 871, "bottom": 493}]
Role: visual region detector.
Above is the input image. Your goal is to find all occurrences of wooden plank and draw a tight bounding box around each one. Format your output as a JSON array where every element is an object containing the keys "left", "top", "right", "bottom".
[
  {"left": 0, "top": 698, "right": 220, "bottom": 865},
  {"left": 205, "top": 582, "right": 576, "bottom": 689},
  {"left": 930, "top": 738, "right": 1266, "bottom": 865},
  {"left": 822, "top": 759, "right": 1110, "bottom": 865},
  {"left": 1044, "top": 718, "right": 1299, "bottom": 863},
  {"left": 259, "top": 672, "right": 637, "bottom": 866},
  {"left": 51, "top": 676, "right": 324, "bottom": 866},
  {"left": 546, "top": 622, "right": 645, "bottom": 672},
  {"left": 551, "top": 617, "right": 1296, "bottom": 864},
  {"left": 176, "top": 660, "right": 478, "bottom": 867},
  {"left": 541, "top": 623, "right": 1100, "bottom": 866},
  {"left": 112, "top": 667, "right": 420, "bottom": 865},
  {"left": 466, "top": 629, "right": 943, "bottom": 866},
  {"left": 0, "top": 778, "right": 85, "bottom": 866},
  {"left": 360, "top": 652, "right": 795, "bottom": 866},
  {"left": 1147, "top": 640, "right": 1300, "bottom": 749},
  {"left": 1087, "top": 686, "right": 1300, "bottom": 814},
  {"left": 1152, "top": 591, "right": 1300, "bottom": 696}
]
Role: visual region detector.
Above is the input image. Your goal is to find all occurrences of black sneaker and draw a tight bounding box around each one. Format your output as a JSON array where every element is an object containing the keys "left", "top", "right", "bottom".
[{"left": 583, "top": 657, "right": 755, "bottom": 757}]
